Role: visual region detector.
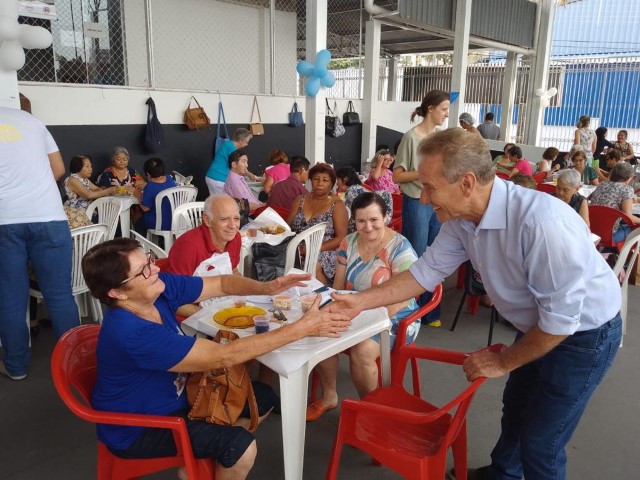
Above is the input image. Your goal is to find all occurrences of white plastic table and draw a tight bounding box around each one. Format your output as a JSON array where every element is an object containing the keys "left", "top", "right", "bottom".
[
  {"left": 182, "top": 300, "right": 391, "bottom": 480},
  {"left": 111, "top": 195, "right": 139, "bottom": 237}
]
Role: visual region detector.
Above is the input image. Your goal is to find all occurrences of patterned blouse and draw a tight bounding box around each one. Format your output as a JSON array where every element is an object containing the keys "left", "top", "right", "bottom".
[
  {"left": 344, "top": 185, "right": 392, "bottom": 233},
  {"left": 98, "top": 166, "right": 139, "bottom": 188},
  {"left": 367, "top": 169, "right": 398, "bottom": 194},
  {"left": 291, "top": 194, "right": 338, "bottom": 282},
  {"left": 337, "top": 231, "right": 419, "bottom": 348},
  {"left": 578, "top": 128, "right": 596, "bottom": 163},
  {"left": 63, "top": 174, "right": 92, "bottom": 211},
  {"left": 590, "top": 181, "right": 634, "bottom": 231}
]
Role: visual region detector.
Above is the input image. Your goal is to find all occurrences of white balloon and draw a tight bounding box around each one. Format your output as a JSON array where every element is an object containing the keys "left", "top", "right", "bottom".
[
  {"left": 0, "top": 0, "right": 18, "bottom": 17},
  {"left": 0, "top": 39, "right": 25, "bottom": 71},
  {"left": 0, "top": 15, "right": 20, "bottom": 41},
  {"left": 20, "top": 25, "right": 52, "bottom": 49},
  {"left": 546, "top": 87, "right": 558, "bottom": 97}
]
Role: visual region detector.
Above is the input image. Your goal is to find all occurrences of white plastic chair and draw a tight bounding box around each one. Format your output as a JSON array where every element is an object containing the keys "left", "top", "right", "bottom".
[
  {"left": 86, "top": 197, "right": 123, "bottom": 240},
  {"left": 146, "top": 186, "right": 197, "bottom": 252},
  {"left": 284, "top": 223, "right": 327, "bottom": 277},
  {"left": 612, "top": 228, "right": 640, "bottom": 346},
  {"left": 130, "top": 231, "right": 168, "bottom": 259},
  {"left": 238, "top": 243, "right": 250, "bottom": 277},
  {"left": 28, "top": 224, "right": 109, "bottom": 326},
  {"left": 172, "top": 201, "right": 205, "bottom": 239}
]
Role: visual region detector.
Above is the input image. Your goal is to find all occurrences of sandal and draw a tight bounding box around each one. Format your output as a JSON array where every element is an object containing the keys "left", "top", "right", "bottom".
[{"left": 306, "top": 400, "right": 337, "bottom": 422}]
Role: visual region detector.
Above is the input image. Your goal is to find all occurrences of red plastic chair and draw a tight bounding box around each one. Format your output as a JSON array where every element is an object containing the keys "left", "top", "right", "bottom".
[
  {"left": 391, "top": 193, "right": 403, "bottom": 218},
  {"left": 253, "top": 204, "right": 290, "bottom": 221},
  {"left": 388, "top": 216, "right": 402, "bottom": 233},
  {"left": 536, "top": 183, "right": 556, "bottom": 194},
  {"left": 309, "top": 284, "right": 443, "bottom": 401},
  {"left": 589, "top": 205, "right": 638, "bottom": 252},
  {"left": 496, "top": 171, "right": 510, "bottom": 180},
  {"left": 532, "top": 171, "right": 547, "bottom": 185},
  {"left": 326, "top": 343, "right": 505, "bottom": 480},
  {"left": 362, "top": 182, "right": 374, "bottom": 191},
  {"left": 51, "top": 325, "right": 215, "bottom": 479}
]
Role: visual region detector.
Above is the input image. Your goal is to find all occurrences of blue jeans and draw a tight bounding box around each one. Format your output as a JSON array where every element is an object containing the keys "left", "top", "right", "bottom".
[
  {"left": 401, "top": 194, "right": 441, "bottom": 322},
  {"left": 0, "top": 221, "right": 79, "bottom": 376},
  {"left": 613, "top": 224, "right": 631, "bottom": 243},
  {"left": 490, "top": 315, "right": 622, "bottom": 480}
]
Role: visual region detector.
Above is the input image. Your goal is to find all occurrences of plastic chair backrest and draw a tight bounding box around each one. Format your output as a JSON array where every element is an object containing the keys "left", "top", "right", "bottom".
[
  {"left": 462, "top": 260, "right": 487, "bottom": 296},
  {"left": 536, "top": 183, "right": 556, "bottom": 194},
  {"left": 613, "top": 228, "right": 640, "bottom": 337},
  {"left": 86, "top": 197, "right": 122, "bottom": 240},
  {"left": 284, "top": 223, "right": 327, "bottom": 276},
  {"left": 153, "top": 186, "right": 198, "bottom": 231},
  {"left": 588, "top": 205, "right": 635, "bottom": 248},
  {"left": 391, "top": 193, "right": 402, "bottom": 218},
  {"left": 532, "top": 171, "right": 547, "bottom": 184},
  {"left": 130, "top": 231, "right": 168, "bottom": 258},
  {"left": 238, "top": 244, "right": 249, "bottom": 277},
  {"left": 172, "top": 202, "right": 204, "bottom": 238},
  {"left": 71, "top": 224, "right": 109, "bottom": 293},
  {"left": 394, "top": 284, "right": 442, "bottom": 350}
]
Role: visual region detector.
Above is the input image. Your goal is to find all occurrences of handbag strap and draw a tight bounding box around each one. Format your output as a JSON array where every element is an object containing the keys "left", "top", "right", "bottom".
[
  {"left": 325, "top": 98, "right": 334, "bottom": 115},
  {"left": 187, "top": 96, "right": 203, "bottom": 109},
  {"left": 347, "top": 100, "right": 355, "bottom": 113},
  {"left": 291, "top": 102, "right": 299, "bottom": 113},
  {"left": 333, "top": 100, "right": 340, "bottom": 116},
  {"left": 245, "top": 380, "right": 259, "bottom": 432},
  {"left": 217, "top": 102, "right": 230, "bottom": 139},
  {"left": 250, "top": 96, "right": 262, "bottom": 123}
]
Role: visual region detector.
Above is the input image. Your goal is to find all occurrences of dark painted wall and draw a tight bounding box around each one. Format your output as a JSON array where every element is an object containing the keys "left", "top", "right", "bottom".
[{"left": 48, "top": 123, "right": 362, "bottom": 200}]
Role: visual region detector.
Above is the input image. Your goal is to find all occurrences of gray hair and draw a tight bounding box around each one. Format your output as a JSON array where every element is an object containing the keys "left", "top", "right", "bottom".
[
  {"left": 204, "top": 194, "right": 238, "bottom": 217},
  {"left": 459, "top": 112, "right": 475, "bottom": 125},
  {"left": 418, "top": 128, "right": 494, "bottom": 186},
  {"left": 111, "top": 146, "right": 130, "bottom": 160},
  {"left": 558, "top": 168, "right": 581, "bottom": 187},
  {"left": 610, "top": 161, "right": 634, "bottom": 183},
  {"left": 232, "top": 128, "right": 252, "bottom": 143}
]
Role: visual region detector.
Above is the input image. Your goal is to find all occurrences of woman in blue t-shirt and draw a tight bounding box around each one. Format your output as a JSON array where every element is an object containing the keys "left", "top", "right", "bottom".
[{"left": 81, "top": 238, "right": 350, "bottom": 479}]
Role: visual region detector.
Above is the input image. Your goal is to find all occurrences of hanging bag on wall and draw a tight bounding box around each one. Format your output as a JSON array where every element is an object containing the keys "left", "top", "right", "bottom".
[
  {"left": 343, "top": 100, "right": 360, "bottom": 126},
  {"left": 187, "top": 330, "right": 259, "bottom": 431},
  {"left": 326, "top": 99, "right": 345, "bottom": 138},
  {"left": 215, "top": 101, "right": 230, "bottom": 154},
  {"left": 249, "top": 96, "right": 265, "bottom": 135},
  {"left": 289, "top": 101, "right": 303, "bottom": 127},
  {"left": 144, "top": 97, "right": 165, "bottom": 153},
  {"left": 184, "top": 96, "right": 211, "bottom": 130}
]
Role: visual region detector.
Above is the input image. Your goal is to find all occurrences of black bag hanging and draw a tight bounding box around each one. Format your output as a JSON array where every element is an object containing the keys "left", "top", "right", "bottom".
[
  {"left": 325, "top": 98, "right": 336, "bottom": 134},
  {"left": 289, "top": 101, "right": 303, "bottom": 127},
  {"left": 214, "top": 101, "right": 230, "bottom": 156},
  {"left": 343, "top": 100, "right": 360, "bottom": 126},
  {"left": 144, "top": 97, "right": 164, "bottom": 153}
]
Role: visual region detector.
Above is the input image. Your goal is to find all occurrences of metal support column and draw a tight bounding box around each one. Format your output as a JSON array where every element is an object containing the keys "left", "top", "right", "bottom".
[
  {"left": 448, "top": 0, "right": 472, "bottom": 128},
  {"left": 524, "top": 0, "right": 555, "bottom": 145},
  {"left": 361, "top": 19, "right": 381, "bottom": 170},
  {"left": 500, "top": 51, "right": 518, "bottom": 143},
  {"left": 304, "top": 0, "right": 327, "bottom": 166}
]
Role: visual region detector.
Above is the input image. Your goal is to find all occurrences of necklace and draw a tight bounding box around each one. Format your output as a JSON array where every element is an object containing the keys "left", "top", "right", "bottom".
[{"left": 358, "top": 230, "right": 388, "bottom": 258}]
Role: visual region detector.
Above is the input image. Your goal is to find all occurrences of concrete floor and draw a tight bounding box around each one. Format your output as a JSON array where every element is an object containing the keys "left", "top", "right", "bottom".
[{"left": 1, "top": 276, "right": 638, "bottom": 480}]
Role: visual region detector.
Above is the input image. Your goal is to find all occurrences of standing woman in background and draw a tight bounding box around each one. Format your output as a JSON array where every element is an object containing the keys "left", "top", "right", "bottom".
[
  {"left": 392, "top": 89, "right": 450, "bottom": 327},
  {"left": 573, "top": 115, "right": 596, "bottom": 167}
]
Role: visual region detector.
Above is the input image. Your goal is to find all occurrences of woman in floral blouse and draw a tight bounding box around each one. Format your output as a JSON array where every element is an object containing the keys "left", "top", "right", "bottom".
[{"left": 366, "top": 148, "right": 399, "bottom": 193}]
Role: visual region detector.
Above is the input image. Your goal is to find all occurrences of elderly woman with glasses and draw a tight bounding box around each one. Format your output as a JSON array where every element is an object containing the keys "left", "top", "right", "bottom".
[
  {"left": 82, "top": 238, "right": 350, "bottom": 480},
  {"left": 366, "top": 148, "right": 399, "bottom": 194},
  {"left": 555, "top": 169, "right": 589, "bottom": 227}
]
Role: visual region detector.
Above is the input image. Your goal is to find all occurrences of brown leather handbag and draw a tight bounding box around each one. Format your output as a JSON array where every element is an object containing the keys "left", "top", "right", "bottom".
[
  {"left": 186, "top": 330, "right": 259, "bottom": 431},
  {"left": 184, "top": 96, "right": 211, "bottom": 130},
  {"left": 249, "top": 96, "right": 264, "bottom": 136}
]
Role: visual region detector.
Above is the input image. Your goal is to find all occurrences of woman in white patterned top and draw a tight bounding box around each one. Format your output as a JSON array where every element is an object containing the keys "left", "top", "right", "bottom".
[
  {"left": 64, "top": 155, "right": 117, "bottom": 211},
  {"left": 573, "top": 115, "right": 597, "bottom": 167}
]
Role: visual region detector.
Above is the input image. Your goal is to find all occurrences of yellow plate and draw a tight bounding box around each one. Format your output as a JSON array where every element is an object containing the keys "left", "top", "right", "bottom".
[
  {"left": 213, "top": 306, "right": 267, "bottom": 329},
  {"left": 259, "top": 225, "right": 286, "bottom": 235}
]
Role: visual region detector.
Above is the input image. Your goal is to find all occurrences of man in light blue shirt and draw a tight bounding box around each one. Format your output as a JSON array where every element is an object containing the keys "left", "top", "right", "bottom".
[{"left": 328, "top": 128, "right": 622, "bottom": 480}]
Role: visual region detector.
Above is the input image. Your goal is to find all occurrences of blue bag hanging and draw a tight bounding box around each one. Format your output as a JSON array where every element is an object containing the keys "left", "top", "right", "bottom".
[
  {"left": 289, "top": 101, "right": 303, "bottom": 127},
  {"left": 144, "top": 97, "right": 164, "bottom": 153},
  {"left": 214, "top": 101, "right": 230, "bottom": 156}
]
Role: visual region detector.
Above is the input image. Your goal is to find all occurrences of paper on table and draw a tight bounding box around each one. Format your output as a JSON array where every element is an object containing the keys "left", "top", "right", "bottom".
[
  {"left": 251, "top": 207, "right": 291, "bottom": 230},
  {"left": 242, "top": 207, "right": 295, "bottom": 246}
]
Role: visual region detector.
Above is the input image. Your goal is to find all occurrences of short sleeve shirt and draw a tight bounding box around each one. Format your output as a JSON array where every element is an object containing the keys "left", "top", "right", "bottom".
[
  {"left": 141, "top": 177, "right": 179, "bottom": 229},
  {"left": 394, "top": 128, "right": 424, "bottom": 199},
  {"left": 590, "top": 181, "right": 634, "bottom": 230},
  {"left": 268, "top": 175, "right": 309, "bottom": 210},
  {"left": 206, "top": 140, "right": 236, "bottom": 182},
  {"left": 91, "top": 274, "right": 203, "bottom": 450}
]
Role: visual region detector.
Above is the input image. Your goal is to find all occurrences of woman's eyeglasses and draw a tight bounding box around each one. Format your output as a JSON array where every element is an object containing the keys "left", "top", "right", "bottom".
[{"left": 121, "top": 251, "right": 158, "bottom": 284}]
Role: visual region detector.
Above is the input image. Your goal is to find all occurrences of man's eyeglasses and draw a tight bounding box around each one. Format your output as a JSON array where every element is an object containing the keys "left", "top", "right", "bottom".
[{"left": 121, "top": 251, "right": 158, "bottom": 284}]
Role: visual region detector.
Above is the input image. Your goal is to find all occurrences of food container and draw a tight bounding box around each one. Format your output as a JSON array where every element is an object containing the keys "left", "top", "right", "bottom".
[
  {"left": 233, "top": 296, "right": 247, "bottom": 308},
  {"left": 253, "top": 314, "right": 271, "bottom": 334},
  {"left": 301, "top": 294, "right": 316, "bottom": 312},
  {"left": 273, "top": 294, "right": 292, "bottom": 311}
]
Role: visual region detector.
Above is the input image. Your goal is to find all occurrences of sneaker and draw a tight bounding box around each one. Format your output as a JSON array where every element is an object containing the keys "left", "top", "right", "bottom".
[
  {"left": 0, "top": 361, "right": 27, "bottom": 381},
  {"left": 427, "top": 319, "right": 442, "bottom": 328},
  {"left": 447, "top": 465, "right": 495, "bottom": 480}
]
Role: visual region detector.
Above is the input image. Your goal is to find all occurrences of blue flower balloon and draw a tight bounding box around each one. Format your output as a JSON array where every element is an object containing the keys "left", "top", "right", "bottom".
[{"left": 297, "top": 49, "right": 336, "bottom": 97}]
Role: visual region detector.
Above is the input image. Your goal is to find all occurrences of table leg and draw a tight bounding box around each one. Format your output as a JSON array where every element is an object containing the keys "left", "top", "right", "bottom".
[
  {"left": 279, "top": 367, "right": 310, "bottom": 480},
  {"left": 379, "top": 329, "right": 391, "bottom": 386},
  {"left": 119, "top": 210, "right": 131, "bottom": 238}
]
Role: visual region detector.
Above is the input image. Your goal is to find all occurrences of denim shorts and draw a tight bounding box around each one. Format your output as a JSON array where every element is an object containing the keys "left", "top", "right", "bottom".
[{"left": 111, "top": 381, "right": 278, "bottom": 468}]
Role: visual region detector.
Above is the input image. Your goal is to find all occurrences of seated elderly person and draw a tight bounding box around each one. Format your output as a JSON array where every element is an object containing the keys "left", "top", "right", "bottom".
[
  {"left": 287, "top": 163, "right": 348, "bottom": 285},
  {"left": 267, "top": 156, "right": 310, "bottom": 211},
  {"left": 306, "top": 193, "right": 419, "bottom": 421},
  {"left": 64, "top": 155, "right": 118, "bottom": 211},
  {"left": 223, "top": 150, "right": 264, "bottom": 213},
  {"left": 555, "top": 169, "right": 590, "bottom": 227},
  {"left": 572, "top": 150, "right": 599, "bottom": 186},
  {"left": 590, "top": 162, "right": 640, "bottom": 242},
  {"left": 82, "top": 238, "right": 350, "bottom": 480},
  {"left": 167, "top": 194, "right": 242, "bottom": 313},
  {"left": 98, "top": 147, "right": 145, "bottom": 190},
  {"left": 596, "top": 149, "right": 622, "bottom": 182}
]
